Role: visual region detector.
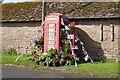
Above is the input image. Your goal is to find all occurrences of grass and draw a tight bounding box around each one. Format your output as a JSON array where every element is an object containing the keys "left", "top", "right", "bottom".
[
  {"left": 1, "top": 54, "right": 48, "bottom": 70},
  {"left": 2, "top": 54, "right": 34, "bottom": 66},
  {"left": 61, "top": 61, "right": 119, "bottom": 78},
  {"left": 1, "top": 54, "right": 119, "bottom": 78}
]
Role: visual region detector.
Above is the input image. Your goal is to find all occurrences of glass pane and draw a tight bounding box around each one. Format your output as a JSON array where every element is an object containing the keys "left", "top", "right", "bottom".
[
  {"left": 47, "top": 23, "right": 56, "bottom": 50},
  {"left": 48, "top": 32, "right": 55, "bottom": 36},
  {"left": 48, "top": 37, "right": 55, "bottom": 40},
  {"left": 48, "top": 24, "right": 55, "bottom": 32},
  {"left": 48, "top": 40, "right": 55, "bottom": 45},
  {"left": 48, "top": 45, "right": 55, "bottom": 49},
  {"left": 49, "top": 28, "right": 55, "bottom": 32},
  {"left": 48, "top": 24, "right": 55, "bottom": 28}
]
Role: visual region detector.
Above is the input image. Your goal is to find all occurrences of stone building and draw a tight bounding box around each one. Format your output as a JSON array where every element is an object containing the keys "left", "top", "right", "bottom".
[{"left": 1, "top": 2, "right": 120, "bottom": 61}]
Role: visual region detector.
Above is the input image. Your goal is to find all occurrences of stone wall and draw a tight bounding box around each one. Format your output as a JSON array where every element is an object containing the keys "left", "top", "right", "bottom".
[
  {"left": 2, "top": 21, "right": 43, "bottom": 51},
  {"left": 1, "top": 18, "right": 119, "bottom": 60},
  {"left": 74, "top": 18, "right": 119, "bottom": 60},
  {"left": 118, "top": 25, "right": 120, "bottom": 61}
]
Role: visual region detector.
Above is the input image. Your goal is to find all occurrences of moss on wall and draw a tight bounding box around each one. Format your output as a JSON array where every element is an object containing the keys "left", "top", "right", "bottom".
[{"left": 2, "top": 2, "right": 119, "bottom": 21}]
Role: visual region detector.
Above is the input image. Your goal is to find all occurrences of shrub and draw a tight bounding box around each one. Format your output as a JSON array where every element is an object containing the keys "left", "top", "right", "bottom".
[{"left": 1, "top": 48, "right": 17, "bottom": 55}]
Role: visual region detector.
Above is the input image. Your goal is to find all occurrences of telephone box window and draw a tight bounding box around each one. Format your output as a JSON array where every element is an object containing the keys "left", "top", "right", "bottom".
[{"left": 47, "top": 23, "right": 56, "bottom": 50}]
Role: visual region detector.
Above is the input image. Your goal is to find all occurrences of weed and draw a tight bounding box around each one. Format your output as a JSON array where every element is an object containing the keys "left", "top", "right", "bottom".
[{"left": 1, "top": 48, "right": 17, "bottom": 55}]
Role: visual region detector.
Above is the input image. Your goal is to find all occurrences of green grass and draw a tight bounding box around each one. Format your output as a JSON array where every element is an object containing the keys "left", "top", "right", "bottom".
[
  {"left": 1, "top": 54, "right": 48, "bottom": 70},
  {"left": 1, "top": 54, "right": 119, "bottom": 78},
  {"left": 61, "top": 61, "right": 119, "bottom": 78},
  {"left": 2, "top": 54, "right": 34, "bottom": 66}
]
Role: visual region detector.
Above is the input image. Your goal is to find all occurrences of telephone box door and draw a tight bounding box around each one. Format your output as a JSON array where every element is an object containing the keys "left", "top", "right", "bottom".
[{"left": 44, "top": 14, "right": 60, "bottom": 52}]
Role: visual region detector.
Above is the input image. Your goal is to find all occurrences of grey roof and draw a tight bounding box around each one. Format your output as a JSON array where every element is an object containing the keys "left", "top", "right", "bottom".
[{"left": 2, "top": 2, "right": 119, "bottom": 21}]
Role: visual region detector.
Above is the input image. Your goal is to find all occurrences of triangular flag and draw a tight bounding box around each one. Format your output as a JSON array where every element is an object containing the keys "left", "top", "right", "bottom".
[
  {"left": 61, "top": 18, "right": 65, "bottom": 26},
  {"left": 37, "top": 30, "right": 41, "bottom": 32},
  {"left": 23, "top": 48, "right": 27, "bottom": 53},
  {"left": 82, "top": 46, "right": 85, "bottom": 51},
  {"left": 80, "top": 41, "right": 84, "bottom": 45},
  {"left": 84, "top": 54, "right": 89, "bottom": 61},
  {"left": 76, "top": 34, "right": 80, "bottom": 40},
  {"left": 67, "top": 34, "right": 74, "bottom": 39},
  {"left": 71, "top": 50, "right": 75, "bottom": 56},
  {"left": 32, "top": 37, "right": 37, "bottom": 43},
  {"left": 65, "top": 25, "right": 70, "bottom": 30},
  {"left": 71, "top": 45, "right": 78, "bottom": 50},
  {"left": 75, "top": 60, "right": 77, "bottom": 66}
]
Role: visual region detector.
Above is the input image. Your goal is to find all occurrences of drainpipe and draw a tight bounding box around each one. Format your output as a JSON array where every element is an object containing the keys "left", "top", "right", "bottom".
[{"left": 42, "top": 0, "right": 46, "bottom": 24}]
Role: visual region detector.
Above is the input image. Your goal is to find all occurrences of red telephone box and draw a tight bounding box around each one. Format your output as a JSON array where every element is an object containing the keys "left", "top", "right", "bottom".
[
  {"left": 44, "top": 13, "right": 61, "bottom": 52},
  {"left": 44, "top": 13, "right": 74, "bottom": 53}
]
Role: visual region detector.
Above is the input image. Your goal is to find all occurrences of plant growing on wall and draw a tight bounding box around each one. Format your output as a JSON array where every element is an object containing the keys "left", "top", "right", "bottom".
[
  {"left": 34, "top": 36, "right": 44, "bottom": 45},
  {"left": 2, "top": 48, "right": 17, "bottom": 55}
]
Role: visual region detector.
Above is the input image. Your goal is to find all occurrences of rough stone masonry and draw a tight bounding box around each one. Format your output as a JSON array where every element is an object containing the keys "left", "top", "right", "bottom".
[{"left": 1, "top": 18, "right": 119, "bottom": 61}]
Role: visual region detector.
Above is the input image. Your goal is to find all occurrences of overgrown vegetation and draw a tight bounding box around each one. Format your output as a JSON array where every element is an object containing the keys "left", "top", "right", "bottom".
[{"left": 1, "top": 48, "right": 17, "bottom": 55}]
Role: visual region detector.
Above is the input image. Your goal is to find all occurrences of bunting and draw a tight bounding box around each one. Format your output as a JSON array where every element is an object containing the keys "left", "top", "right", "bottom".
[
  {"left": 75, "top": 34, "right": 80, "bottom": 42},
  {"left": 71, "top": 45, "right": 78, "bottom": 50},
  {"left": 75, "top": 33, "right": 94, "bottom": 63},
  {"left": 67, "top": 34, "right": 74, "bottom": 39},
  {"left": 84, "top": 54, "right": 89, "bottom": 61},
  {"left": 15, "top": 24, "right": 44, "bottom": 62},
  {"left": 15, "top": 54, "right": 22, "bottom": 62},
  {"left": 61, "top": 18, "right": 65, "bottom": 26}
]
